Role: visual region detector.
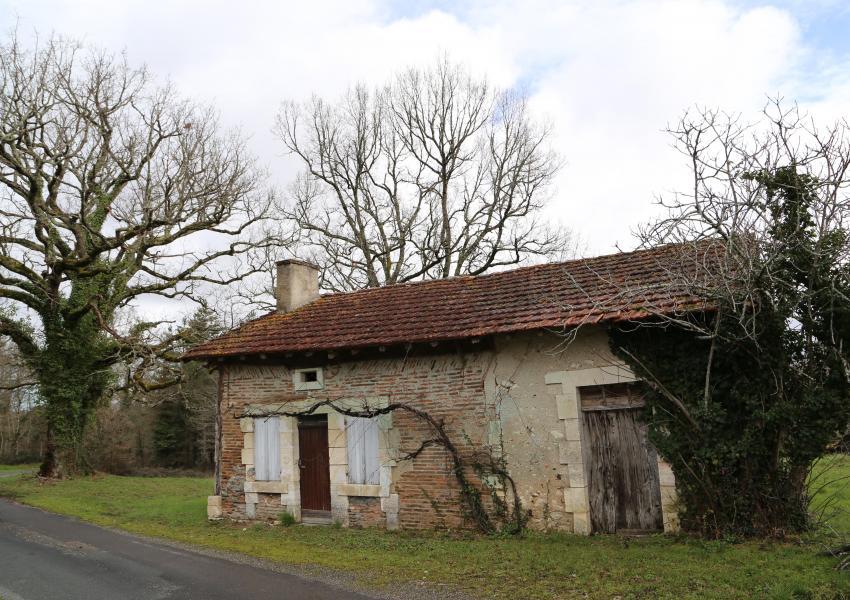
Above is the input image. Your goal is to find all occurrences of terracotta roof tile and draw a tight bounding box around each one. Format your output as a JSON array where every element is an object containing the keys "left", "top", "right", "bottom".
[{"left": 184, "top": 242, "right": 716, "bottom": 360}]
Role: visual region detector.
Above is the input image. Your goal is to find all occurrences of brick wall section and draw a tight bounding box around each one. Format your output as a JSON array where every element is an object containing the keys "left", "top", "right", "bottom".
[
  {"left": 218, "top": 363, "right": 242, "bottom": 518},
  {"left": 256, "top": 492, "right": 283, "bottom": 521},
  {"left": 218, "top": 352, "right": 491, "bottom": 529},
  {"left": 347, "top": 497, "right": 383, "bottom": 528}
]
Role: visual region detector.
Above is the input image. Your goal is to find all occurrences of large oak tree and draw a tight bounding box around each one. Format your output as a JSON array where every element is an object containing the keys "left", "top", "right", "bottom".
[{"left": 0, "top": 35, "right": 281, "bottom": 476}]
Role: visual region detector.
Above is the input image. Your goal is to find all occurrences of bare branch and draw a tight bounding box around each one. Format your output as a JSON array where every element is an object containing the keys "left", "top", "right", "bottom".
[{"left": 275, "top": 58, "right": 569, "bottom": 291}]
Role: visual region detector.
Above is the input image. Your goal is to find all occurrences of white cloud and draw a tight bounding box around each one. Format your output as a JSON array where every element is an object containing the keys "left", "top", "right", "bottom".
[
  {"left": 488, "top": 1, "right": 804, "bottom": 250},
  {"left": 1, "top": 0, "right": 848, "bottom": 307}
]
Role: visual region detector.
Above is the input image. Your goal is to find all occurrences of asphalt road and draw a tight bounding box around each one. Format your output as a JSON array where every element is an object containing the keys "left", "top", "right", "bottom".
[{"left": 0, "top": 499, "right": 373, "bottom": 600}]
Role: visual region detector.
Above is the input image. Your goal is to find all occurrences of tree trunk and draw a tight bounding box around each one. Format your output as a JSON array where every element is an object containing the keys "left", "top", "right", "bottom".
[
  {"left": 39, "top": 424, "right": 60, "bottom": 478},
  {"left": 38, "top": 397, "right": 97, "bottom": 477},
  {"left": 34, "top": 319, "right": 113, "bottom": 478}
]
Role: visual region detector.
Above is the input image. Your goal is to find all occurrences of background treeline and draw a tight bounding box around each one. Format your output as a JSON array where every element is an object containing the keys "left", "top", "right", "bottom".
[{"left": 0, "top": 307, "right": 222, "bottom": 474}]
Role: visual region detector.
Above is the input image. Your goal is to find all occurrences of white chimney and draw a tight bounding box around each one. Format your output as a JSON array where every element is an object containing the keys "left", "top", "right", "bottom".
[{"left": 275, "top": 259, "right": 320, "bottom": 312}]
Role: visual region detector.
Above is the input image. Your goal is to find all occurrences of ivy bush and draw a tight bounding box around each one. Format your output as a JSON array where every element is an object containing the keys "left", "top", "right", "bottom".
[{"left": 612, "top": 166, "right": 850, "bottom": 537}]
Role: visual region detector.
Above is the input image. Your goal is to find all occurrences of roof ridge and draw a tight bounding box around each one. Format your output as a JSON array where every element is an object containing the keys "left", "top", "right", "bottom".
[
  {"left": 314, "top": 242, "right": 680, "bottom": 301},
  {"left": 202, "top": 242, "right": 693, "bottom": 331}
]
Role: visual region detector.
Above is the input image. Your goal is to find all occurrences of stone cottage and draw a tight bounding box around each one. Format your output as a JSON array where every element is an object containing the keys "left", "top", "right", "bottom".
[{"left": 184, "top": 245, "right": 701, "bottom": 534}]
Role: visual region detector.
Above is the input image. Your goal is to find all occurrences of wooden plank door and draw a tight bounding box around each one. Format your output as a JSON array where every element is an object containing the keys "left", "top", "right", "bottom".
[
  {"left": 580, "top": 384, "right": 663, "bottom": 534},
  {"left": 298, "top": 415, "right": 331, "bottom": 512}
]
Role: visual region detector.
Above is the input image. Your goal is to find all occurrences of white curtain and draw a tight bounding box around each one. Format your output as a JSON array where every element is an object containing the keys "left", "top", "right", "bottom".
[
  {"left": 346, "top": 416, "right": 380, "bottom": 485},
  {"left": 253, "top": 417, "right": 280, "bottom": 481}
]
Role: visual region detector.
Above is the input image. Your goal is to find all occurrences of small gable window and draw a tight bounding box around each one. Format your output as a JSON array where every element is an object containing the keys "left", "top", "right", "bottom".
[
  {"left": 346, "top": 416, "right": 380, "bottom": 485},
  {"left": 293, "top": 367, "right": 323, "bottom": 391},
  {"left": 253, "top": 417, "right": 281, "bottom": 481}
]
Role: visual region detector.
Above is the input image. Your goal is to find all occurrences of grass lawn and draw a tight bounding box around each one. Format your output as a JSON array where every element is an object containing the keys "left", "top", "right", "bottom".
[
  {"left": 0, "top": 462, "right": 37, "bottom": 472},
  {"left": 810, "top": 453, "right": 850, "bottom": 536},
  {"left": 0, "top": 464, "right": 848, "bottom": 599}
]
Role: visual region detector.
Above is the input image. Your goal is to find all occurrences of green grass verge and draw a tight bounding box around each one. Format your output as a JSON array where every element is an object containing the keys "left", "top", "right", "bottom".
[
  {"left": 0, "top": 463, "right": 38, "bottom": 472},
  {"left": 810, "top": 453, "right": 850, "bottom": 536},
  {"left": 0, "top": 468, "right": 847, "bottom": 599}
]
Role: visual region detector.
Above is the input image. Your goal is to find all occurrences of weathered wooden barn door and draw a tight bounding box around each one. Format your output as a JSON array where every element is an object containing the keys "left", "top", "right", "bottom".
[
  {"left": 580, "top": 383, "right": 663, "bottom": 534},
  {"left": 298, "top": 415, "right": 331, "bottom": 514}
]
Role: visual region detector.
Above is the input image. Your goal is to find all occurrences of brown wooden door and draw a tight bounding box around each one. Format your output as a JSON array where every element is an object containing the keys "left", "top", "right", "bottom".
[
  {"left": 580, "top": 384, "right": 663, "bottom": 534},
  {"left": 298, "top": 416, "right": 331, "bottom": 512}
]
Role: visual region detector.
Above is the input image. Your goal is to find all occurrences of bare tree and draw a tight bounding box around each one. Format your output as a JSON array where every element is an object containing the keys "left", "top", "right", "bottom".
[
  {"left": 0, "top": 33, "right": 286, "bottom": 476},
  {"left": 637, "top": 99, "right": 850, "bottom": 357},
  {"left": 600, "top": 99, "right": 850, "bottom": 536},
  {"left": 275, "top": 58, "right": 567, "bottom": 291}
]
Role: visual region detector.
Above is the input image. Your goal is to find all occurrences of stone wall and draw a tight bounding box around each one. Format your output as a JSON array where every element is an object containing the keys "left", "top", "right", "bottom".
[{"left": 209, "top": 327, "right": 679, "bottom": 534}]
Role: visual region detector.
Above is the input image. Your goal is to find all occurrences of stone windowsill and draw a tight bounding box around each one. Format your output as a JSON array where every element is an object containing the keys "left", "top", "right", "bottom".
[
  {"left": 244, "top": 481, "right": 288, "bottom": 494},
  {"left": 336, "top": 483, "right": 382, "bottom": 497}
]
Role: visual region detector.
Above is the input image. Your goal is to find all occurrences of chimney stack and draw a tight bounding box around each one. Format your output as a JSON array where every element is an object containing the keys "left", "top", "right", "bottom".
[{"left": 275, "top": 259, "right": 320, "bottom": 312}]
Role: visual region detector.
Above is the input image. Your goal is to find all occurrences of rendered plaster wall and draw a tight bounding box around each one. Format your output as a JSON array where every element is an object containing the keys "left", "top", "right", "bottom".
[{"left": 490, "top": 329, "right": 679, "bottom": 534}]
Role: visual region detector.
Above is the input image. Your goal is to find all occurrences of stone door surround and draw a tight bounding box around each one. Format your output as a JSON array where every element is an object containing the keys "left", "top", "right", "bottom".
[
  {"left": 239, "top": 397, "right": 400, "bottom": 528},
  {"left": 544, "top": 365, "right": 679, "bottom": 534}
]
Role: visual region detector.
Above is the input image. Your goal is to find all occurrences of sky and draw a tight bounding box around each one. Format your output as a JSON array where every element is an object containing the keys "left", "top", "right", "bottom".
[{"left": 1, "top": 0, "right": 849, "bottom": 259}]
